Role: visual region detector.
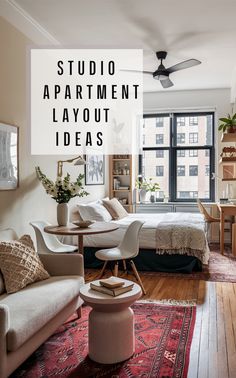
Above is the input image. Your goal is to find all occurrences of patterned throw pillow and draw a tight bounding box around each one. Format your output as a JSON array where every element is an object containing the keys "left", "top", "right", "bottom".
[{"left": 0, "top": 235, "right": 50, "bottom": 294}]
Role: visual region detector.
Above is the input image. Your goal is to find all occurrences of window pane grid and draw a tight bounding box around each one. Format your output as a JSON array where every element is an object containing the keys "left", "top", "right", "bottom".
[{"left": 141, "top": 113, "right": 214, "bottom": 201}]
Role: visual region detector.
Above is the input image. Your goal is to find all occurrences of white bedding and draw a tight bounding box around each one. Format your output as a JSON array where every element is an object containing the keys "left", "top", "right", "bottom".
[{"left": 66, "top": 212, "right": 210, "bottom": 264}]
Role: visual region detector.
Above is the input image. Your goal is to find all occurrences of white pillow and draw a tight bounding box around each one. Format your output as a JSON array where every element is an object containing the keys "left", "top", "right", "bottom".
[{"left": 77, "top": 203, "right": 112, "bottom": 222}]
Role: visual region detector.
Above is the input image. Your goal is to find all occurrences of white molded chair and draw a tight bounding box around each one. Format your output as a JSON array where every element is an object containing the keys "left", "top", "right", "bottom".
[
  {"left": 0, "top": 228, "right": 18, "bottom": 241},
  {"left": 30, "top": 221, "right": 77, "bottom": 254},
  {"left": 95, "top": 220, "right": 146, "bottom": 294}
]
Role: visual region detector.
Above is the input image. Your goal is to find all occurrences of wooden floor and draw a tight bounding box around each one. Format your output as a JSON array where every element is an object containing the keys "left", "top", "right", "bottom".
[{"left": 85, "top": 269, "right": 236, "bottom": 378}]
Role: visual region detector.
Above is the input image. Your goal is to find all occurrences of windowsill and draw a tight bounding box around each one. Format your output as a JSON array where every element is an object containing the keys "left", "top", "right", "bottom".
[{"left": 136, "top": 201, "right": 215, "bottom": 205}]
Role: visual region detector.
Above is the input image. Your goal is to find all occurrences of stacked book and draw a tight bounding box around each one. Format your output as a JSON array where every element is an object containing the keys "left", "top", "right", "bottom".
[{"left": 90, "top": 276, "right": 134, "bottom": 297}]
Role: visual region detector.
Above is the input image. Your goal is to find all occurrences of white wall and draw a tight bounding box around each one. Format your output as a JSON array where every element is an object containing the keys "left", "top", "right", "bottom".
[
  {"left": 143, "top": 88, "right": 233, "bottom": 199},
  {"left": 0, "top": 17, "right": 108, "bottom": 237}
]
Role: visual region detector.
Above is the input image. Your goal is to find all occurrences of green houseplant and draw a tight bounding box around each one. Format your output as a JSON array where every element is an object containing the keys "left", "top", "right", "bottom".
[{"left": 218, "top": 113, "right": 236, "bottom": 133}]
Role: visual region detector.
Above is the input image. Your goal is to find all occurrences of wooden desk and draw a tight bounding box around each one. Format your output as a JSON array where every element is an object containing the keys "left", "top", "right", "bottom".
[
  {"left": 44, "top": 222, "right": 119, "bottom": 255},
  {"left": 217, "top": 203, "right": 236, "bottom": 254}
]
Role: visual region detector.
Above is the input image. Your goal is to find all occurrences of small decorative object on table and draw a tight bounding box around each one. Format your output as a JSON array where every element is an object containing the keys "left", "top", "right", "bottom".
[
  {"left": 90, "top": 277, "right": 134, "bottom": 297},
  {"left": 100, "top": 276, "right": 125, "bottom": 288},
  {"left": 36, "top": 167, "right": 89, "bottom": 226},
  {"left": 72, "top": 220, "right": 95, "bottom": 228}
]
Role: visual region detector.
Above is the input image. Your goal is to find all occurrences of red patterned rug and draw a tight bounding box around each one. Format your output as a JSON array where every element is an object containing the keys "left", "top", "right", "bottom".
[{"left": 12, "top": 302, "right": 196, "bottom": 378}]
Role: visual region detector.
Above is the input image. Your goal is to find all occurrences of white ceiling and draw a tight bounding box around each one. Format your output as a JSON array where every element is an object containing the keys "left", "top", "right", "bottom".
[{"left": 1, "top": 0, "right": 236, "bottom": 93}]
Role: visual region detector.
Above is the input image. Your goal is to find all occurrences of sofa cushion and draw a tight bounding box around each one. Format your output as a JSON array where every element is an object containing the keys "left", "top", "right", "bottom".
[
  {"left": 0, "top": 275, "right": 84, "bottom": 351},
  {"left": 0, "top": 235, "right": 50, "bottom": 294},
  {"left": 0, "top": 272, "right": 5, "bottom": 294}
]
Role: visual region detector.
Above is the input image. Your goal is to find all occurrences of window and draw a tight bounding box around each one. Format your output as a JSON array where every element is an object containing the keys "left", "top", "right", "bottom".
[
  {"left": 177, "top": 133, "right": 185, "bottom": 144},
  {"left": 156, "top": 166, "right": 164, "bottom": 176},
  {"left": 156, "top": 134, "right": 164, "bottom": 144},
  {"left": 178, "top": 191, "right": 198, "bottom": 199},
  {"left": 205, "top": 165, "right": 210, "bottom": 176},
  {"left": 177, "top": 150, "right": 185, "bottom": 157},
  {"left": 189, "top": 133, "right": 198, "bottom": 143},
  {"left": 177, "top": 166, "right": 185, "bottom": 176},
  {"left": 140, "top": 112, "right": 214, "bottom": 201},
  {"left": 189, "top": 150, "right": 198, "bottom": 157},
  {"left": 189, "top": 117, "right": 198, "bottom": 126},
  {"left": 177, "top": 117, "right": 185, "bottom": 127},
  {"left": 189, "top": 165, "right": 198, "bottom": 176},
  {"left": 156, "top": 150, "right": 164, "bottom": 158},
  {"left": 156, "top": 117, "right": 164, "bottom": 127}
]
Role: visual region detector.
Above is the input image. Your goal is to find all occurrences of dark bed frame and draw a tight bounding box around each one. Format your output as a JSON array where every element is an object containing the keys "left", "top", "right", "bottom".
[{"left": 83, "top": 247, "right": 202, "bottom": 273}]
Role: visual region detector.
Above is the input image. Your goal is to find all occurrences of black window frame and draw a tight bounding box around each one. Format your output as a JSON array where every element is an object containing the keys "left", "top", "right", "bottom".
[{"left": 140, "top": 112, "right": 215, "bottom": 202}]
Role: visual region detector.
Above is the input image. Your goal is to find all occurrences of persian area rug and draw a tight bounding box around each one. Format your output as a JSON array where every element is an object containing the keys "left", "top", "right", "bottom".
[{"left": 12, "top": 302, "right": 196, "bottom": 378}]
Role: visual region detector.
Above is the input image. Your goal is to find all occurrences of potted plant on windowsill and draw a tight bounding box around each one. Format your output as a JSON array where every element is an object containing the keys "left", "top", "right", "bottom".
[
  {"left": 218, "top": 113, "right": 236, "bottom": 134},
  {"left": 136, "top": 177, "right": 160, "bottom": 203},
  {"left": 145, "top": 178, "right": 160, "bottom": 203},
  {"left": 36, "top": 167, "right": 89, "bottom": 226}
]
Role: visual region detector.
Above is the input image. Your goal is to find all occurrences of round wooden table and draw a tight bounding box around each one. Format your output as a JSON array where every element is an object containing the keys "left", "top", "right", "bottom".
[{"left": 44, "top": 222, "right": 119, "bottom": 255}]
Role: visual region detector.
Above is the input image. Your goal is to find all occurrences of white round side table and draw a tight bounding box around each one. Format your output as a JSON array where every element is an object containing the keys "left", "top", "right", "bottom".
[{"left": 80, "top": 279, "right": 142, "bottom": 364}]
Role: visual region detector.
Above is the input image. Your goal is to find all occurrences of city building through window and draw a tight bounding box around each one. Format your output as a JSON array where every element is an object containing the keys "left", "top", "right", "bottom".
[{"left": 141, "top": 113, "right": 214, "bottom": 201}]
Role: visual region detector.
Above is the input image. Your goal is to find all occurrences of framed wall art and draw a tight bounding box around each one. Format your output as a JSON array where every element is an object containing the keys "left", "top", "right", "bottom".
[
  {"left": 85, "top": 154, "right": 105, "bottom": 185},
  {"left": 0, "top": 123, "right": 19, "bottom": 190}
]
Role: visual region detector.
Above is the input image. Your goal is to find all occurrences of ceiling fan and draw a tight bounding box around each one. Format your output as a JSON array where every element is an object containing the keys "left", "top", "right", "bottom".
[{"left": 124, "top": 51, "right": 201, "bottom": 88}]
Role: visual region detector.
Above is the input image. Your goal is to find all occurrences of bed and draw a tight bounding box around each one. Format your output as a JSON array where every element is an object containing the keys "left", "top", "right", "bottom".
[{"left": 68, "top": 204, "right": 209, "bottom": 273}]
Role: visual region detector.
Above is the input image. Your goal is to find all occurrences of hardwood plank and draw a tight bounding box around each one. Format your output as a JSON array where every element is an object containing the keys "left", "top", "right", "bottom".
[
  {"left": 198, "top": 281, "right": 209, "bottom": 378},
  {"left": 216, "top": 282, "right": 229, "bottom": 378},
  {"left": 221, "top": 283, "right": 236, "bottom": 378},
  {"left": 188, "top": 282, "right": 204, "bottom": 378},
  {"left": 208, "top": 282, "right": 218, "bottom": 378}
]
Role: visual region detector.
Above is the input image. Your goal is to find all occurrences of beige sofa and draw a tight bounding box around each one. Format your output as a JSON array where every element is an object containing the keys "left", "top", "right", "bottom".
[{"left": 0, "top": 228, "right": 84, "bottom": 378}]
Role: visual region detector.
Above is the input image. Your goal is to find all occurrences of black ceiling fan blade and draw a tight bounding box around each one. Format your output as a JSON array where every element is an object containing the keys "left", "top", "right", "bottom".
[
  {"left": 167, "top": 59, "right": 201, "bottom": 73},
  {"left": 120, "top": 69, "right": 153, "bottom": 75},
  {"left": 160, "top": 77, "right": 174, "bottom": 88}
]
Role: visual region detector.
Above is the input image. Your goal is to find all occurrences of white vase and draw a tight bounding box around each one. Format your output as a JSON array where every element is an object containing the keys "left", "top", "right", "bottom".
[
  {"left": 57, "top": 203, "right": 69, "bottom": 226},
  {"left": 139, "top": 189, "right": 147, "bottom": 203}
]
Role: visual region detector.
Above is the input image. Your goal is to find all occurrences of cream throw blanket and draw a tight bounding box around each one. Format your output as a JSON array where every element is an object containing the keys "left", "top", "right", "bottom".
[{"left": 156, "top": 221, "right": 209, "bottom": 264}]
